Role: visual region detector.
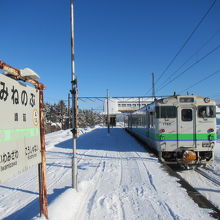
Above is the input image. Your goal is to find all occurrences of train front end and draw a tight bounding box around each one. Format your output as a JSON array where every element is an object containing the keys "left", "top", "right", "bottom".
[{"left": 159, "top": 95, "right": 216, "bottom": 166}]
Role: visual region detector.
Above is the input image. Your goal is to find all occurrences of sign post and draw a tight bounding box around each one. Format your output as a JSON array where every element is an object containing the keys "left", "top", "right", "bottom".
[
  {"left": 0, "top": 61, "right": 48, "bottom": 219},
  {"left": 38, "top": 85, "right": 48, "bottom": 219}
]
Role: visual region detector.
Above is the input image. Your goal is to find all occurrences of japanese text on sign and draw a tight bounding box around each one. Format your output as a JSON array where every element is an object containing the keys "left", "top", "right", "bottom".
[
  {"left": 0, "top": 81, "right": 36, "bottom": 107},
  {"left": 0, "top": 74, "right": 41, "bottom": 183}
]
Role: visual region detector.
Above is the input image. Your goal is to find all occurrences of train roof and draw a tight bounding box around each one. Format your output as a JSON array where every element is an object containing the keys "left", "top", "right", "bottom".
[
  {"left": 153, "top": 95, "right": 216, "bottom": 105},
  {"left": 131, "top": 94, "right": 216, "bottom": 114}
]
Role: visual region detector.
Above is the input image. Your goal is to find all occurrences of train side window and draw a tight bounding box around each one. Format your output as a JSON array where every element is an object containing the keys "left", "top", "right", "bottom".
[
  {"left": 156, "top": 106, "right": 177, "bottom": 118},
  {"left": 150, "top": 112, "right": 154, "bottom": 127},
  {"left": 182, "top": 109, "right": 192, "bottom": 121},
  {"left": 198, "top": 106, "right": 216, "bottom": 118}
]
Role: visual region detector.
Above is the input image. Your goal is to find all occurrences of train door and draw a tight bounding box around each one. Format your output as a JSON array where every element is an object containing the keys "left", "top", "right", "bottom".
[{"left": 178, "top": 107, "right": 196, "bottom": 148}]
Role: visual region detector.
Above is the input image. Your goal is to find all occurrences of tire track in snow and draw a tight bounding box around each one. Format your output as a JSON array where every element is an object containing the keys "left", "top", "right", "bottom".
[
  {"left": 83, "top": 150, "right": 128, "bottom": 220},
  {"left": 120, "top": 151, "right": 157, "bottom": 218},
  {"left": 134, "top": 151, "right": 178, "bottom": 220},
  {"left": 117, "top": 151, "right": 146, "bottom": 220},
  {"left": 74, "top": 152, "right": 108, "bottom": 220},
  {"left": 88, "top": 151, "right": 124, "bottom": 220},
  {"left": 162, "top": 202, "right": 180, "bottom": 220},
  {"left": 135, "top": 152, "right": 157, "bottom": 191},
  {"left": 117, "top": 152, "right": 127, "bottom": 220}
]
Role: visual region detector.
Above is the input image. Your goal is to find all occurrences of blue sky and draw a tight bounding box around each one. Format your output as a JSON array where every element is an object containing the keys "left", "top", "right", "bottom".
[{"left": 1, "top": 0, "right": 220, "bottom": 106}]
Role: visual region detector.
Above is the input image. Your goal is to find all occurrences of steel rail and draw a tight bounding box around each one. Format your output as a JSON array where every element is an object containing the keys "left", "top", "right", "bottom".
[
  {"left": 195, "top": 167, "right": 220, "bottom": 187},
  {"left": 125, "top": 128, "right": 220, "bottom": 219}
]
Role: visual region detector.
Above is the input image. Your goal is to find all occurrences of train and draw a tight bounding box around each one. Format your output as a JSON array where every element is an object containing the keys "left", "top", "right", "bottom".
[{"left": 124, "top": 95, "right": 217, "bottom": 167}]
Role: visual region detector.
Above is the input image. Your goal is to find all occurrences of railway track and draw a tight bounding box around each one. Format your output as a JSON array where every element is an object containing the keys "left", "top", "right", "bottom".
[
  {"left": 164, "top": 164, "right": 220, "bottom": 219},
  {"left": 125, "top": 129, "right": 220, "bottom": 219},
  {"left": 194, "top": 167, "right": 220, "bottom": 187}
]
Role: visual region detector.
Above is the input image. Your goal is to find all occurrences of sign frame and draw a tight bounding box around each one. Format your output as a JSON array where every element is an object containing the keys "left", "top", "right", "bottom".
[{"left": 0, "top": 61, "right": 48, "bottom": 219}]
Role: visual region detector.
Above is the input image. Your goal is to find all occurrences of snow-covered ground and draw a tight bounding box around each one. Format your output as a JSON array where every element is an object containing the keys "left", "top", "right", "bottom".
[
  {"left": 178, "top": 124, "right": 220, "bottom": 210},
  {"left": 0, "top": 125, "right": 220, "bottom": 220}
]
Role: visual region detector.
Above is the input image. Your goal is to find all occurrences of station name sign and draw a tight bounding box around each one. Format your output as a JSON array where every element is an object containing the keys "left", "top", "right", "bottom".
[{"left": 0, "top": 74, "right": 41, "bottom": 183}]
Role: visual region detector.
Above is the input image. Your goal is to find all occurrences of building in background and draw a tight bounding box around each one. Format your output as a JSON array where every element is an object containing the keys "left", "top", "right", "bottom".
[{"left": 103, "top": 98, "right": 154, "bottom": 126}]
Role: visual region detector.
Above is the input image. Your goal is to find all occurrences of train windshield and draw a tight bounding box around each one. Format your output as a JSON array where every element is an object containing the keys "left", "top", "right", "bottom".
[
  {"left": 181, "top": 109, "right": 192, "bottom": 121},
  {"left": 156, "top": 106, "right": 177, "bottom": 118},
  {"left": 198, "top": 106, "right": 216, "bottom": 118}
]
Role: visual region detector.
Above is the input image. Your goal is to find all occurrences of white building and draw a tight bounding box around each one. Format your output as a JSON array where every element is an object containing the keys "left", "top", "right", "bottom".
[
  {"left": 103, "top": 98, "right": 154, "bottom": 126},
  {"left": 103, "top": 97, "right": 154, "bottom": 114}
]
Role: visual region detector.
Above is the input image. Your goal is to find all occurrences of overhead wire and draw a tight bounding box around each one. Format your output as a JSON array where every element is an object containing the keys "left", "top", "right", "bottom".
[
  {"left": 179, "top": 69, "right": 220, "bottom": 94},
  {"left": 210, "top": 92, "right": 220, "bottom": 98},
  {"left": 155, "top": 0, "right": 217, "bottom": 84},
  {"left": 145, "top": 0, "right": 217, "bottom": 95},
  {"left": 157, "top": 43, "right": 220, "bottom": 91},
  {"left": 158, "top": 29, "right": 220, "bottom": 90}
]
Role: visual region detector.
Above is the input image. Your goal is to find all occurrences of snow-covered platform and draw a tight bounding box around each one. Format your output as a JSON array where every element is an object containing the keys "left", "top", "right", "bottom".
[{"left": 0, "top": 127, "right": 218, "bottom": 220}]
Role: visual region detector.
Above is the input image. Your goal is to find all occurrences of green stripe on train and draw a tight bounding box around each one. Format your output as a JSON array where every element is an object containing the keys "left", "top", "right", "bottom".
[
  {"left": 148, "top": 132, "right": 217, "bottom": 140},
  {"left": 131, "top": 128, "right": 217, "bottom": 140},
  {"left": 0, "top": 128, "right": 40, "bottom": 143}
]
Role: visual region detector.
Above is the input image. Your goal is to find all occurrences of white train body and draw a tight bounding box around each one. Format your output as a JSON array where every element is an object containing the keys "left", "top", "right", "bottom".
[{"left": 125, "top": 95, "right": 216, "bottom": 165}]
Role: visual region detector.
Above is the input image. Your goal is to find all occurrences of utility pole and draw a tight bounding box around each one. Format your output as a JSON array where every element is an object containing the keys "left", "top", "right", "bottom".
[
  {"left": 70, "top": 0, "right": 78, "bottom": 190},
  {"left": 152, "top": 72, "right": 156, "bottom": 99},
  {"left": 107, "top": 89, "right": 110, "bottom": 134}
]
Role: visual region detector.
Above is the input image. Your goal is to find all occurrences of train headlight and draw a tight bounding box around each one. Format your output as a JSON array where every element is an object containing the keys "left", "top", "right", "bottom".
[
  {"left": 162, "top": 98, "right": 168, "bottom": 104},
  {"left": 204, "top": 97, "right": 210, "bottom": 103},
  {"left": 160, "top": 129, "right": 165, "bottom": 133},
  {"left": 208, "top": 128, "right": 214, "bottom": 133}
]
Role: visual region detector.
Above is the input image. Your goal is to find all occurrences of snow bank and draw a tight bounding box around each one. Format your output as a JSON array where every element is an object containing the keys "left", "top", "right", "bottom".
[{"left": 33, "top": 181, "right": 93, "bottom": 220}]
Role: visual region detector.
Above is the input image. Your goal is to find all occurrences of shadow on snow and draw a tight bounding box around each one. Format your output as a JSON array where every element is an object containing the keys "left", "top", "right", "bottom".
[
  {"left": 3, "top": 186, "right": 71, "bottom": 220},
  {"left": 55, "top": 127, "right": 147, "bottom": 153},
  {"left": 2, "top": 128, "right": 151, "bottom": 219}
]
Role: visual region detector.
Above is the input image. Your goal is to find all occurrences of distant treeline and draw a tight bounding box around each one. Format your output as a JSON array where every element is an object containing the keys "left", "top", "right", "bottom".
[{"left": 44, "top": 100, "right": 104, "bottom": 133}]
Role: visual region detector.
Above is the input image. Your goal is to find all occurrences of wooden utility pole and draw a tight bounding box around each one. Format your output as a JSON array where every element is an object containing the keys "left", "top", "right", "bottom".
[
  {"left": 70, "top": 0, "right": 78, "bottom": 190},
  {"left": 39, "top": 87, "right": 48, "bottom": 219}
]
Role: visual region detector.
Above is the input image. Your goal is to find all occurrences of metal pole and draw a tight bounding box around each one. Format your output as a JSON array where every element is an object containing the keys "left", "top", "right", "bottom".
[
  {"left": 152, "top": 72, "right": 156, "bottom": 99},
  {"left": 107, "top": 89, "right": 110, "bottom": 133},
  {"left": 70, "top": 0, "right": 78, "bottom": 190}
]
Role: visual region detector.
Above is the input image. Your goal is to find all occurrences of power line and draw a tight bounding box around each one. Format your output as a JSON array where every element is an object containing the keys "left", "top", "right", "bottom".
[
  {"left": 157, "top": 43, "right": 220, "bottom": 92},
  {"left": 210, "top": 92, "right": 220, "bottom": 98},
  {"left": 158, "top": 29, "right": 220, "bottom": 89},
  {"left": 179, "top": 69, "right": 220, "bottom": 94},
  {"left": 78, "top": 96, "right": 164, "bottom": 99},
  {"left": 144, "top": 0, "right": 218, "bottom": 96},
  {"left": 155, "top": 0, "right": 217, "bottom": 85}
]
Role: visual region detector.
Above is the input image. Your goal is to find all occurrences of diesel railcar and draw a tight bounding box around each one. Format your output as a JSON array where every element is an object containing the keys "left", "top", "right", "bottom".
[{"left": 125, "top": 95, "right": 216, "bottom": 166}]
